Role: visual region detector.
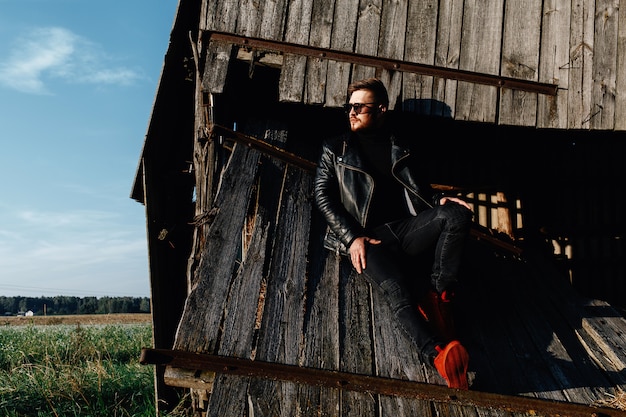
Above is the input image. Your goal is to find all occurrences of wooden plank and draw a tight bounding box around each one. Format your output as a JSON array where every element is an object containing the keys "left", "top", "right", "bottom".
[
  {"left": 521, "top": 252, "right": 618, "bottom": 401},
  {"left": 201, "top": 0, "right": 240, "bottom": 94},
  {"left": 297, "top": 249, "right": 342, "bottom": 415},
  {"left": 402, "top": 0, "right": 438, "bottom": 114},
  {"left": 498, "top": 299, "right": 565, "bottom": 402},
  {"left": 352, "top": 0, "right": 382, "bottom": 82},
  {"left": 590, "top": 0, "right": 619, "bottom": 130},
  {"left": 258, "top": 0, "right": 288, "bottom": 40},
  {"left": 567, "top": 0, "right": 595, "bottom": 129},
  {"left": 201, "top": 41, "right": 235, "bottom": 94},
  {"left": 248, "top": 164, "right": 313, "bottom": 416},
  {"left": 616, "top": 0, "right": 626, "bottom": 130},
  {"left": 204, "top": 0, "right": 241, "bottom": 31},
  {"left": 163, "top": 367, "right": 215, "bottom": 390},
  {"left": 278, "top": 0, "right": 313, "bottom": 102},
  {"left": 172, "top": 135, "right": 262, "bottom": 354},
  {"left": 506, "top": 269, "right": 589, "bottom": 403},
  {"left": 455, "top": 0, "right": 503, "bottom": 123},
  {"left": 252, "top": 164, "right": 312, "bottom": 367},
  {"left": 498, "top": 0, "right": 542, "bottom": 127},
  {"left": 470, "top": 286, "right": 525, "bottom": 396},
  {"left": 454, "top": 250, "right": 537, "bottom": 396},
  {"left": 205, "top": 128, "right": 289, "bottom": 415},
  {"left": 537, "top": 0, "right": 571, "bottom": 129},
  {"left": 475, "top": 407, "right": 514, "bottom": 417},
  {"left": 377, "top": 0, "right": 408, "bottom": 109},
  {"left": 372, "top": 294, "right": 430, "bottom": 387},
  {"left": 536, "top": 303, "right": 612, "bottom": 402},
  {"left": 372, "top": 284, "right": 434, "bottom": 416},
  {"left": 326, "top": 0, "right": 359, "bottom": 107},
  {"left": 456, "top": 297, "right": 500, "bottom": 395},
  {"left": 340, "top": 265, "right": 378, "bottom": 415},
  {"left": 200, "top": 0, "right": 238, "bottom": 93},
  {"left": 324, "top": 63, "right": 352, "bottom": 108},
  {"left": 303, "top": 0, "right": 334, "bottom": 104},
  {"left": 235, "top": 0, "right": 262, "bottom": 36},
  {"left": 431, "top": 0, "right": 464, "bottom": 118},
  {"left": 578, "top": 299, "right": 626, "bottom": 387}
]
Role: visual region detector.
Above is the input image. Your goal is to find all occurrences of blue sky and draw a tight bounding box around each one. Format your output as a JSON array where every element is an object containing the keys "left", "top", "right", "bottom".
[{"left": 0, "top": 1, "right": 179, "bottom": 297}]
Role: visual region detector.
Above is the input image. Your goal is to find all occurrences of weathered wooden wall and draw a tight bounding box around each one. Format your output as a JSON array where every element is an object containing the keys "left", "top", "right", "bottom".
[
  {"left": 172, "top": 120, "right": 445, "bottom": 415},
  {"left": 197, "top": 0, "right": 625, "bottom": 131},
  {"left": 165, "top": 114, "right": 626, "bottom": 416}
]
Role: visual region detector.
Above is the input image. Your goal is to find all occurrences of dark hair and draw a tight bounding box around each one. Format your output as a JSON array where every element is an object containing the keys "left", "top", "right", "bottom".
[{"left": 347, "top": 78, "right": 389, "bottom": 107}]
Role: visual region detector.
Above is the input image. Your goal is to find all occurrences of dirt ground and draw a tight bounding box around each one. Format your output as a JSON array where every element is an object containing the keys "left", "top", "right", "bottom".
[{"left": 0, "top": 313, "right": 152, "bottom": 326}]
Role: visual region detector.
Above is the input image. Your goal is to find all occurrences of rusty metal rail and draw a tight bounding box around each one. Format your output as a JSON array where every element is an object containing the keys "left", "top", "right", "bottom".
[
  {"left": 141, "top": 347, "right": 623, "bottom": 417},
  {"left": 204, "top": 31, "right": 559, "bottom": 96},
  {"left": 210, "top": 124, "right": 317, "bottom": 172}
]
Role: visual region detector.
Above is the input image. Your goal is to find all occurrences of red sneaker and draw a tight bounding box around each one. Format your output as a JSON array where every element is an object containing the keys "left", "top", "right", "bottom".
[{"left": 434, "top": 340, "right": 469, "bottom": 390}]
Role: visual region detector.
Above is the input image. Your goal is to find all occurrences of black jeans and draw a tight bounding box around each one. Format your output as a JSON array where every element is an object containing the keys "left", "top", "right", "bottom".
[{"left": 359, "top": 202, "right": 473, "bottom": 361}]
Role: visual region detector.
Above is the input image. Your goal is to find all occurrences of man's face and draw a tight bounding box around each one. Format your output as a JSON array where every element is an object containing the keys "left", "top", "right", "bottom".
[{"left": 347, "top": 90, "right": 384, "bottom": 132}]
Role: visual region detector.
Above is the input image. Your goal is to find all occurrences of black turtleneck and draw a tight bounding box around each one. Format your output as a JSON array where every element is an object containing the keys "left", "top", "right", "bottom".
[{"left": 355, "top": 130, "right": 408, "bottom": 229}]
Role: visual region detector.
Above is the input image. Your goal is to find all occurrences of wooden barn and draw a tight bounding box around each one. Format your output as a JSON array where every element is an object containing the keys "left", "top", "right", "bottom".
[{"left": 134, "top": 0, "right": 626, "bottom": 415}]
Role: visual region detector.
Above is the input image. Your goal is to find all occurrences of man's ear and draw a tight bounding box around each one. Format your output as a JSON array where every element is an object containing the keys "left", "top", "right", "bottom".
[{"left": 378, "top": 105, "right": 387, "bottom": 114}]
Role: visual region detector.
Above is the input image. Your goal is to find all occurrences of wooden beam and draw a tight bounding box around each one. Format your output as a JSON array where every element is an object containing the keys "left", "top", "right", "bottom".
[{"left": 204, "top": 31, "right": 558, "bottom": 96}]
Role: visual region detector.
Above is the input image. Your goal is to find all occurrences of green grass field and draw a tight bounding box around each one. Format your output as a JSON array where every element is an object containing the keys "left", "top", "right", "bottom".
[{"left": 0, "top": 322, "right": 188, "bottom": 416}]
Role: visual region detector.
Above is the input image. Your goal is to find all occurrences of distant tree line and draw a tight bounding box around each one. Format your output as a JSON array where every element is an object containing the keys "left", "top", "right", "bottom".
[{"left": 0, "top": 296, "right": 150, "bottom": 316}]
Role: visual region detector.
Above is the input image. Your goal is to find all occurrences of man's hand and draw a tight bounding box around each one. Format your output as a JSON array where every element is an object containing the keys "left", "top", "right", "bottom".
[
  {"left": 440, "top": 196, "right": 472, "bottom": 211},
  {"left": 349, "top": 236, "right": 381, "bottom": 274}
]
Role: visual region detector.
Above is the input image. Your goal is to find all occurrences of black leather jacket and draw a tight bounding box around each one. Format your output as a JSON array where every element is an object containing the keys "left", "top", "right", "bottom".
[{"left": 314, "top": 131, "right": 440, "bottom": 255}]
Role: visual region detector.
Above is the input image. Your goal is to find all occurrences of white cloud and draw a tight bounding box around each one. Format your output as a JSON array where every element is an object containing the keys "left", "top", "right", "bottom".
[
  {"left": 0, "top": 26, "right": 142, "bottom": 94},
  {"left": 17, "top": 208, "right": 114, "bottom": 228}
]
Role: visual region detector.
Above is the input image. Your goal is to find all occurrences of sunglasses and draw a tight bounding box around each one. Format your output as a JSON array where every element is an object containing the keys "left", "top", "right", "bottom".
[{"left": 343, "top": 102, "right": 377, "bottom": 114}]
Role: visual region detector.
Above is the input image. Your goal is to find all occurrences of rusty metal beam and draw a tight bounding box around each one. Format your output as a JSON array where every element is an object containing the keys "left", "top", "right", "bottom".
[
  {"left": 209, "top": 124, "right": 317, "bottom": 172},
  {"left": 469, "top": 224, "right": 523, "bottom": 256},
  {"left": 204, "top": 31, "right": 558, "bottom": 96},
  {"left": 141, "top": 348, "right": 622, "bottom": 417}
]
